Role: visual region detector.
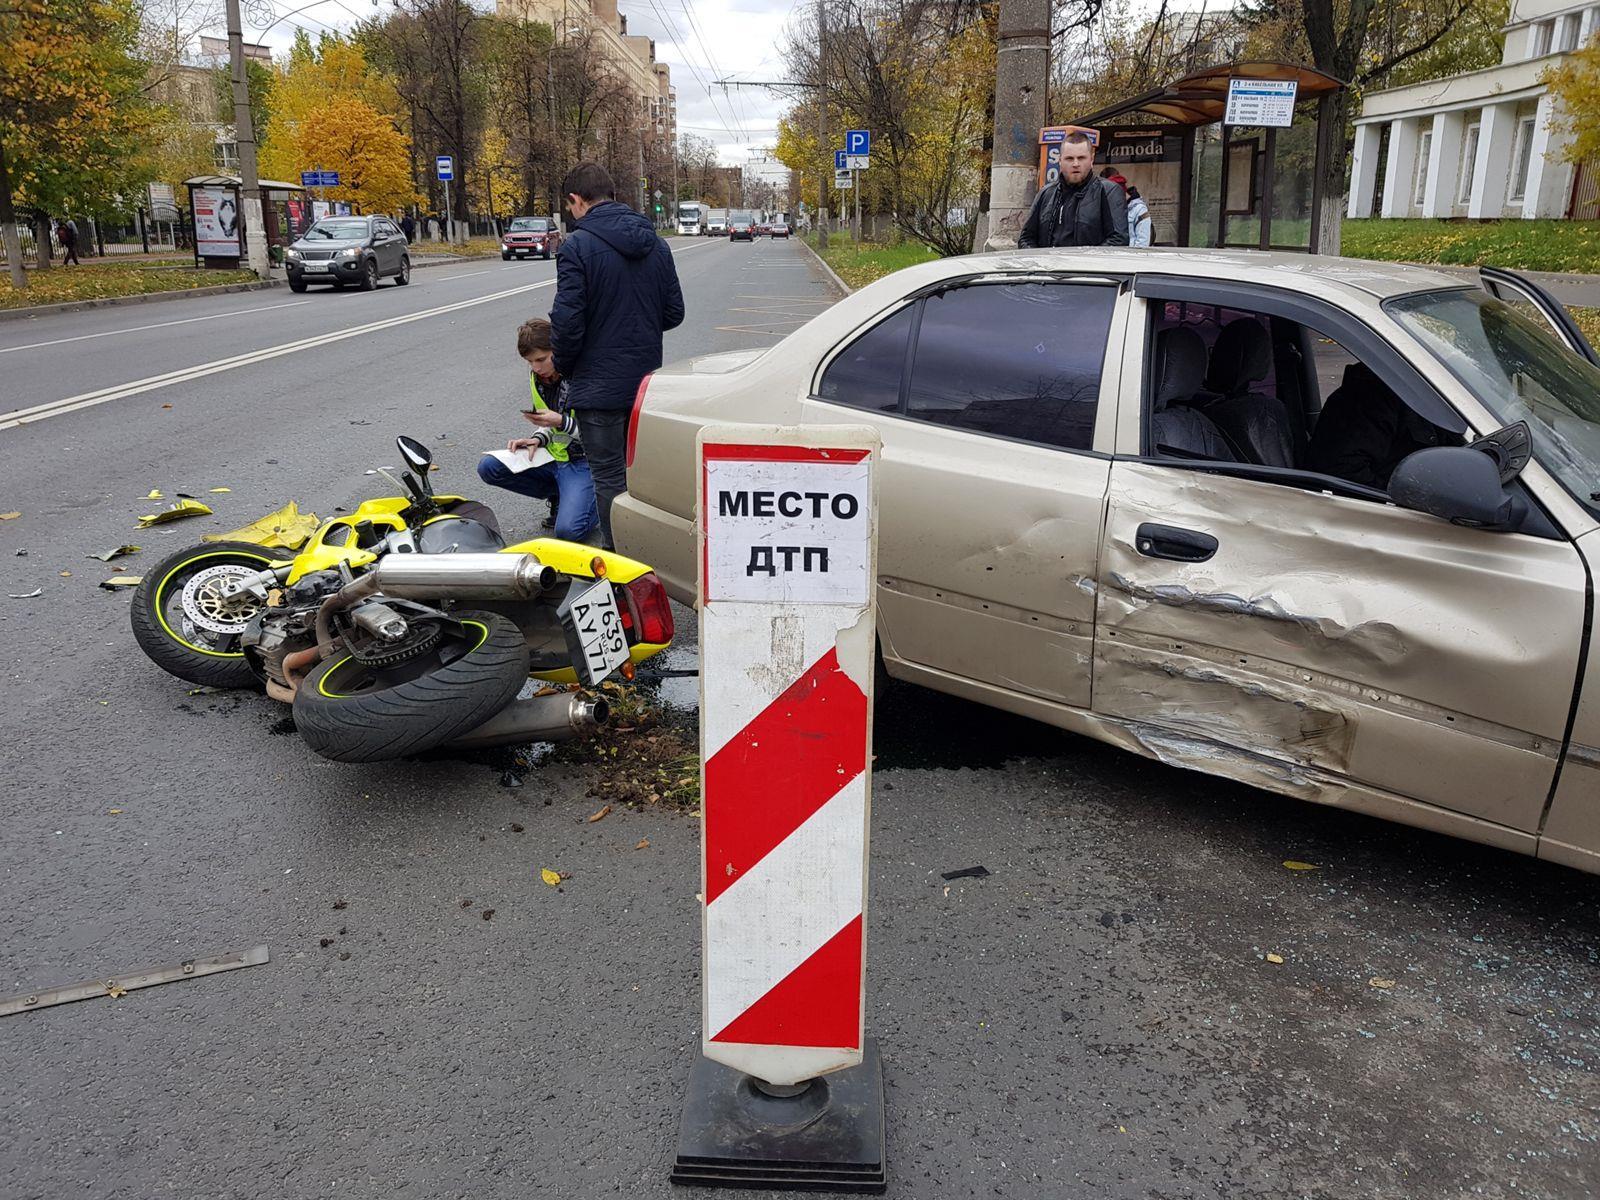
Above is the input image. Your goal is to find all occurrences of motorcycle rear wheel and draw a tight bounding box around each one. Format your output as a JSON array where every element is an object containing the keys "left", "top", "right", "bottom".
[
  {"left": 292, "top": 610, "right": 528, "bottom": 762},
  {"left": 130, "top": 541, "right": 278, "bottom": 689}
]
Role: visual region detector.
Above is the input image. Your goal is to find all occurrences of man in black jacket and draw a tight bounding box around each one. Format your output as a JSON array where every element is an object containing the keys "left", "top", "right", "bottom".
[
  {"left": 1017, "top": 132, "right": 1129, "bottom": 249},
  {"left": 548, "top": 162, "right": 684, "bottom": 549}
]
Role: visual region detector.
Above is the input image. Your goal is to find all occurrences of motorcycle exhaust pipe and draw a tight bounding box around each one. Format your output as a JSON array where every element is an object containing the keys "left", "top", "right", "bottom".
[
  {"left": 442, "top": 692, "right": 610, "bottom": 750},
  {"left": 370, "top": 553, "right": 558, "bottom": 600}
]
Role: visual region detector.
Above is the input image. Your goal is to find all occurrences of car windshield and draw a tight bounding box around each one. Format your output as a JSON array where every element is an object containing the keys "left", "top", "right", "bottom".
[
  {"left": 731, "top": 211, "right": 753, "bottom": 224},
  {"left": 1388, "top": 287, "right": 1600, "bottom": 516},
  {"left": 305, "top": 220, "right": 368, "bottom": 240},
  {"left": 509, "top": 218, "right": 548, "bottom": 231}
]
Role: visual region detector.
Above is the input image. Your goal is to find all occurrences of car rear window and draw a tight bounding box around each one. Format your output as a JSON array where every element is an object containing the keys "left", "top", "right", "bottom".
[{"left": 818, "top": 305, "right": 915, "bottom": 413}]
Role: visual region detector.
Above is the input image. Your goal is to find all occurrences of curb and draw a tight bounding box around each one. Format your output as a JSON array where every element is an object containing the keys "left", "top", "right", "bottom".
[
  {"left": 0, "top": 278, "right": 283, "bottom": 323},
  {"left": 796, "top": 238, "right": 853, "bottom": 296}
]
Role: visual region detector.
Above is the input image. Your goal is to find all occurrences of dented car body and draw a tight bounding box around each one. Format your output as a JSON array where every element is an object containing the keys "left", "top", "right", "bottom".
[{"left": 616, "top": 248, "right": 1600, "bottom": 874}]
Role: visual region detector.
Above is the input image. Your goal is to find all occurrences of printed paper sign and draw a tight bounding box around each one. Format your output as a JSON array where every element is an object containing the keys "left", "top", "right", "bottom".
[
  {"left": 192, "top": 186, "right": 241, "bottom": 256},
  {"left": 703, "top": 448, "right": 871, "bottom": 605},
  {"left": 1224, "top": 78, "right": 1298, "bottom": 128}
]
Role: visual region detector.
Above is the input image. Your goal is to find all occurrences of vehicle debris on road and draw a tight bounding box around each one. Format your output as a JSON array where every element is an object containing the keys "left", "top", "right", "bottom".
[
  {"left": 202, "top": 500, "right": 318, "bottom": 550},
  {"left": 137, "top": 498, "right": 212, "bottom": 527},
  {"left": 87, "top": 545, "right": 140, "bottom": 561}
]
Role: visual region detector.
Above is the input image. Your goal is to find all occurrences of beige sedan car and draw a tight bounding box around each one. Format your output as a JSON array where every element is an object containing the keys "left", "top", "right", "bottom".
[{"left": 615, "top": 249, "right": 1600, "bottom": 874}]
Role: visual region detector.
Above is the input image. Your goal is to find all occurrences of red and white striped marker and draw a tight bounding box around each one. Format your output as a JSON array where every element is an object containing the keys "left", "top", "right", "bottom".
[{"left": 697, "top": 424, "right": 879, "bottom": 1087}]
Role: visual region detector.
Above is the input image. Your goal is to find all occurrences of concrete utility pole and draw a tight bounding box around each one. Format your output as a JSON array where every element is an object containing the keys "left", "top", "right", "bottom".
[
  {"left": 977, "top": 0, "right": 1050, "bottom": 250},
  {"left": 225, "top": 0, "right": 270, "bottom": 278},
  {"left": 815, "top": 0, "right": 829, "bottom": 249}
]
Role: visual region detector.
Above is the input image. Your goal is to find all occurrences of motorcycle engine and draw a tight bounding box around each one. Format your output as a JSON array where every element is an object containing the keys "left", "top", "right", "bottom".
[{"left": 244, "top": 610, "right": 316, "bottom": 687}]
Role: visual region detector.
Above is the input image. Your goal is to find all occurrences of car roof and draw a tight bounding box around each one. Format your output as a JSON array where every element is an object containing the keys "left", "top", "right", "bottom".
[{"left": 911, "top": 247, "right": 1466, "bottom": 302}]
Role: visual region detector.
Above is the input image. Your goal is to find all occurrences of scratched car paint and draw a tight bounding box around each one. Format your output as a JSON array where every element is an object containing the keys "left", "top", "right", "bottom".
[{"left": 616, "top": 247, "right": 1600, "bottom": 875}]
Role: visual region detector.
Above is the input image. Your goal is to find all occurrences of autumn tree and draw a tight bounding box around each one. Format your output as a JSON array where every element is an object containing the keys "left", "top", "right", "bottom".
[
  {"left": 1547, "top": 39, "right": 1600, "bottom": 166},
  {"left": 258, "top": 32, "right": 397, "bottom": 186},
  {"left": 1, "top": 0, "right": 155, "bottom": 288},
  {"left": 290, "top": 98, "right": 416, "bottom": 213}
]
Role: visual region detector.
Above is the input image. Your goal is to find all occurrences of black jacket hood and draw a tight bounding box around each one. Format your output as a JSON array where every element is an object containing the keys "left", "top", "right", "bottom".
[{"left": 576, "top": 201, "right": 659, "bottom": 260}]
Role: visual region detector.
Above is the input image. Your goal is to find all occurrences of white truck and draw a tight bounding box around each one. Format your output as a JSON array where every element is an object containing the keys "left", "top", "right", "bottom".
[
  {"left": 706, "top": 208, "right": 729, "bottom": 236},
  {"left": 676, "top": 202, "right": 708, "bottom": 236}
]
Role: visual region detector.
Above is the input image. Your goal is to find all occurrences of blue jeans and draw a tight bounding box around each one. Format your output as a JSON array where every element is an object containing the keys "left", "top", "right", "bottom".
[{"left": 476, "top": 455, "right": 599, "bottom": 542}]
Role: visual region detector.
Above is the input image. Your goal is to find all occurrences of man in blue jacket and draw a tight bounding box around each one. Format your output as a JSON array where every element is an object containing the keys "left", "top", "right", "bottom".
[{"left": 548, "top": 162, "right": 685, "bottom": 550}]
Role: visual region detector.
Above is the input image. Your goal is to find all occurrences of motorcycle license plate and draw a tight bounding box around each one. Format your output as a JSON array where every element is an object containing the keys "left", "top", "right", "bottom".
[{"left": 560, "top": 577, "right": 630, "bottom": 687}]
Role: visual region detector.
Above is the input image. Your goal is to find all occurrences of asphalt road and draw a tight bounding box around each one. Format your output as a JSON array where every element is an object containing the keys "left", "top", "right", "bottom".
[{"left": 1, "top": 236, "right": 1597, "bottom": 1200}]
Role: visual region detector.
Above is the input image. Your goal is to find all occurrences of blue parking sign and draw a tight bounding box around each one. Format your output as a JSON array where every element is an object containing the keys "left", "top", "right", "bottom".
[
  {"left": 846, "top": 129, "right": 870, "bottom": 156},
  {"left": 835, "top": 149, "right": 848, "bottom": 171}
]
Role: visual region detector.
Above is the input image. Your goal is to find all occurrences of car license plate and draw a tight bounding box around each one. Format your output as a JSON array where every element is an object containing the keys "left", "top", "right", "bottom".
[
  {"left": 304, "top": 262, "right": 330, "bottom": 272},
  {"left": 560, "top": 577, "right": 630, "bottom": 687}
]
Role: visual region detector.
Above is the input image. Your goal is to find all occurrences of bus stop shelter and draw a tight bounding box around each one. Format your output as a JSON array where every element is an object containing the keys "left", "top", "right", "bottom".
[
  {"left": 183, "top": 174, "right": 308, "bottom": 268},
  {"left": 1069, "top": 62, "right": 1347, "bottom": 253}
]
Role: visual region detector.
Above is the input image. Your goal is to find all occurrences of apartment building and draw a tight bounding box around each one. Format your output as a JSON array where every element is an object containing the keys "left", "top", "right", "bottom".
[{"left": 1349, "top": 0, "right": 1597, "bottom": 220}]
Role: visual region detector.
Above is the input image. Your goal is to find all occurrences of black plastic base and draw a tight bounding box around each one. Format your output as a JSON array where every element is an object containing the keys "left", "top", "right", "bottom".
[{"left": 670, "top": 1039, "right": 886, "bottom": 1193}]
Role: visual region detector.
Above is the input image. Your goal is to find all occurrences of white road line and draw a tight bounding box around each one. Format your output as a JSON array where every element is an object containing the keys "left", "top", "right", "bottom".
[
  {"left": 0, "top": 300, "right": 312, "bottom": 356},
  {"left": 435, "top": 270, "right": 496, "bottom": 280},
  {"left": 1, "top": 278, "right": 558, "bottom": 432}
]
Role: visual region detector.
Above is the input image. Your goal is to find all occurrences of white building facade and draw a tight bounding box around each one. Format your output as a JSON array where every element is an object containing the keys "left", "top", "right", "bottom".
[{"left": 1349, "top": 0, "right": 1597, "bottom": 221}]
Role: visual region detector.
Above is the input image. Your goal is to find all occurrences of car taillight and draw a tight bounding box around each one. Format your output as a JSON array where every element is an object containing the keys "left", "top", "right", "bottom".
[
  {"left": 622, "top": 572, "right": 674, "bottom": 645},
  {"left": 626, "top": 372, "right": 652, "bottom": 469}
]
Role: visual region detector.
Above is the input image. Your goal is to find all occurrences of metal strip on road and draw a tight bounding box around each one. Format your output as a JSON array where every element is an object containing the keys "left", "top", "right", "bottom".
[
  {"left": 0, "top": 300, "right": 312, "bottom": 356},
  {"left": 0, "top": 945, "right": 270, "bottom": 1017},
  {"left": 0, "top": 237, "right": 724, "bottom": 432}
]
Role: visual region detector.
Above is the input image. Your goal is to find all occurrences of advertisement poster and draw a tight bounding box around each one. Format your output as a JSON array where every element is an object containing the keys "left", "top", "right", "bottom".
[
  {"left": 192, "top": 186, "right": 241, "bottom": 256},
  {"left": 286, "top": 197, "right": 309, "bottom": 238},
  {"left": 1098, "top": 128, "right": 1183, "bottom": 246},
  {"left": 312, "top": 200, "right": 331, "bottom": 222}
]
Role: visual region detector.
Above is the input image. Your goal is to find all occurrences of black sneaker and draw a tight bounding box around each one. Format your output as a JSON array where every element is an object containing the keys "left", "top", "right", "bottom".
[{"left": 542, "top": 509, "right": 558, "bottom": 530}]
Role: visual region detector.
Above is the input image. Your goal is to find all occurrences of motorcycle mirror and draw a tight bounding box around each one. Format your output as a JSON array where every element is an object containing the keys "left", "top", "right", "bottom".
[{"left": 396, "top": 436, "right": 433, "bottom": 473}]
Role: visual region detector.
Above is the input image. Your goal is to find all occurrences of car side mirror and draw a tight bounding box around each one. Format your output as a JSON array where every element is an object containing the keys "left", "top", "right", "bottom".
[
  {"left": 1388, "top": 445, "right": 1521, "bottom": 530},
  {"left": 396, "top": 435, "right": 432, "bottom": 472}
]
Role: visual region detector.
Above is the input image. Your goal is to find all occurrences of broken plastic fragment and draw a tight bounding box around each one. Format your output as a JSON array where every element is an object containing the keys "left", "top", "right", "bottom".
[
  {"left": 8, "top": 588, "right": 42, "bottom": 598},
  {"left": 1265, "top": 953, "right": 1285, "bottom": 964},
  {"left": 209, "top": 487, "right": 231, "bottom": 493},
  {"left": 145, "top": 490, "right": 163, "bottom": 500},
  {"left": 0, "top": 511, "right": 21, "bottom": 520},
  {"left": 1282, "top": 861, "right": 1320, "bottom": 871},
  {"left": 100, "top": 576, "right": 142, "bottom": 590},
  {"left": 203, "top": 501, "right": 318, "bottom": 550},
  {"left": 87, "top": 545, "right": 140, "bottom": 562},
  {"left": 138, "top": 499, "right": 212, "bottom": 527},
  {"left": 941, "top": 865, "right": 991, "bottom": 881},
  {"left": 540, "top": 868, "right": 561, "bottom": 886}
]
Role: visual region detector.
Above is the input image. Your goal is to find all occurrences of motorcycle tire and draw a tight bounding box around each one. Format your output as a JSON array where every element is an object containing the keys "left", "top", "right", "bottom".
[
  {"left": 293, "top": 610, "right": 528, "bottom": 763},
  {"left": 130, "top": 541, "right": 280, "bottom": 690}
]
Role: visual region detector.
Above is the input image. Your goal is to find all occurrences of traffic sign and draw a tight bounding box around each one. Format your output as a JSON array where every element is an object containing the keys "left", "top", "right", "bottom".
[
  {"left": 844, "top": 153, "right": 869, "bottom": 170},
  {"left": 435, "top": 155, "right": 454, "bottom": 181},
  {"left": 299, "top": 170, "right": 339, "bottom": 187},
  {"left": 846, "top": 128, "right": 870, "bottom": 156},
  {"left": 834, "top": 171, "right": 853, "bottom": 190},
  {"left": 835, "top": 149, "right": 848, "bottom": 171},
  {"left": 654, "top": 188, "right": 663, "bottom": 200}
]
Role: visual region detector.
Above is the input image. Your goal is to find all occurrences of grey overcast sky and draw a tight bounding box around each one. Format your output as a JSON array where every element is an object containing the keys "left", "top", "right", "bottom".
[{"left": 211, "top": 0, "right": 1214, "bottom": 167}]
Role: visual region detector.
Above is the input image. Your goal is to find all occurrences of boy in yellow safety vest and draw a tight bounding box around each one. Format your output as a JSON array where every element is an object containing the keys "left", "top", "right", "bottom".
[{"left": 476, "top": 317, "right": 599, "bottom": 540}]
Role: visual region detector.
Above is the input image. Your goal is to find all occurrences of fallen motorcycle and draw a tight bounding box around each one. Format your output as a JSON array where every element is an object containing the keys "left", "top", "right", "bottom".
[{"left": 130, "top": 436, "right": 674, "bottom": 762}]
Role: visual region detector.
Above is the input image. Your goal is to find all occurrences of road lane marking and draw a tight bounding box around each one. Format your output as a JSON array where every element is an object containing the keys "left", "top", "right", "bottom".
[
  {"left": 2, "top": 237, "right": 724, "bottom": 431},
  {"left": 1, "top": 279, "right": 559, "bottom": 431},
  {"left": 435, "top": 270, "right": 496, "bottom": 280},
  {"left": 0, "top": 300, "right": 312, "bottom": 356}
]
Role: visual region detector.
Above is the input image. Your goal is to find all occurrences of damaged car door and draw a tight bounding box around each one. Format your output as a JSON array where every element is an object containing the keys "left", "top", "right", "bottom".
[
  {"left": 1091, "top": 277, "right": 1588, "bottom": 845},
  {"left": 802, "top": 277, "right": 1127, "bottom": 708}
]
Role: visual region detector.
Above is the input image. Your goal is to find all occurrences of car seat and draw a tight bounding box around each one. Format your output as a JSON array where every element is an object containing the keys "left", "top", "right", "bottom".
[
  {"left": 1152, "top": 326, "right": 1234, "bottom": 460},
  {"left": 1201, "top": 318, "right": 1298, "bottom": 468}
]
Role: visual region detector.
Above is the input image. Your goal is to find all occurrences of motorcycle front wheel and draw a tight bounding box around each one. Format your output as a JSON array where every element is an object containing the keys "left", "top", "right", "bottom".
[
  {"left": 292, "top": 610, "right": 528, "bottom": 762},
  {"left": 130, "top": 541, "right": 279, "bottom": 689}
]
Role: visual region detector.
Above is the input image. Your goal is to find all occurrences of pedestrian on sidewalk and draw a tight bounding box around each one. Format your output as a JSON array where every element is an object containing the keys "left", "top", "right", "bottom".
[
  {"left": 56, "top": 219, "right": 80, "bottom": 266},
  {"left": 550, "top": 162, "right": 684, "bottom": 550},
  {"left": 400, "top": 213, "right": 415, "bottom": 242},
  {"left": 1018, "top": 132, "right": 1128, "bottom": 248},
  {"left": 477, "top": 317, "right": 599, "bottom": 541}
]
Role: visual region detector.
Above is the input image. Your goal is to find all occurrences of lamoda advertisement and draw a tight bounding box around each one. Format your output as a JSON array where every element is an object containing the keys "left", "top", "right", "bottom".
[
  {"left": 192, "top": 186, "right": 241, "bottom": 257},
  {"left": 1098, "top": 129, "right": 1183, "bottom": 246}
]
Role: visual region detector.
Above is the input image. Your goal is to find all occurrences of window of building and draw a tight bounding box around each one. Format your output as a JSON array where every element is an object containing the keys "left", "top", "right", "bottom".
[
  {"left": 216, "top": 141, "right": 239, "bottom": 170},
  {"left": 1510, "top": 116, "right": 1538, "bottom": 201},
  {"left": 1413, "top": 130, "right": 1433, "bottom": 208},
  {"left": 1533, "top": 19, "right": 1555, "bottom": 56},
  {"left": 903, "top": 283, "right": 1115, "bottom": 452},
  {"left": 1459, "top": 123, "right": 1481, "bottom": 204},
  {"left": 1586, "top": 7, "right": 1600, "bottom": 42},
  {"left": 817, "top": 304, "right": 915, "bottom": 413},
  {"left": 1559, "top": 12, "right": 1581, "bottom": 50}
]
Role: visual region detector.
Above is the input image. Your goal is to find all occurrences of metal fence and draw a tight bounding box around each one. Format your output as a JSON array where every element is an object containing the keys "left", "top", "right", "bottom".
[{"left": 0, "top": 223, "right": 46, "bottom": 269}]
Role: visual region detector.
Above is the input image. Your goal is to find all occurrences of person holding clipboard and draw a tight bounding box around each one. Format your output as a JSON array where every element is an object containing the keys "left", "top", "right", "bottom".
[{"left": 476, "top": 318, "right": 600, "bottom": 541}]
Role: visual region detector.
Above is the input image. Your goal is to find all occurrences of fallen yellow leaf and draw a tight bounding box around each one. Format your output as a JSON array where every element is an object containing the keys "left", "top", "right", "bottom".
[
  {"left": 0, "top": 512, "right": 20, "bottom": 520},
  {"left": 635, "top": 838, "right": 650, "bottom": 850},
  {"left": 1282, "top": 861, "right": 1320, "bottom": 871},
  {"left": 1266, "top": 953, "right": 1285, "bottom": 964},
  {"left": 108, "top": 808, "right": 122, "bottom": 814},
  {"left": 1369, "top": 977, "right": 1396, "bottom": 990},
  {"left": 587, "top": 803, "right": 612, "bottom": 823},
  {"left": 540, "top": 868, "right": 561, "bottom": 886},
  {"left": 105, "top": 983, "right": 127, "bottom": 998},
  {"left": 58, "top": 570, "right": 71, "bottom": 577}
]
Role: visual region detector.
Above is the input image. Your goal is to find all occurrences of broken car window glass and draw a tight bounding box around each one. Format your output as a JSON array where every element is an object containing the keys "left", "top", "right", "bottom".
[
  {"left": 1389, "top": 288, "right": 1600, "bottom": 516},
  {"left": 905, "top": 283, "right": 1115, "bottom": 452}
]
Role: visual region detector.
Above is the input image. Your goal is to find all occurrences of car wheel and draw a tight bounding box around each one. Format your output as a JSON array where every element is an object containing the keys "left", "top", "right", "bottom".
[
  {"left": 289, "top": 278, "right": 307, "bottom": 293},
  {"left": 501, "top": 253, "right": 510, "bottom": 261},
  {"left": 394, "top": 256, "right": 410, "bottom": 285},
  {"left": 359, "top": 258, "right": 378, "bottom": 291}
]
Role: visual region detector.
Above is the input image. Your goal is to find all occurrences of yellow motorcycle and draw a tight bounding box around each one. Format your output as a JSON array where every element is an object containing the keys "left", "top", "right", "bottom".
[{"left": 131, "top": 436, "right": 674, "bottom": 762}]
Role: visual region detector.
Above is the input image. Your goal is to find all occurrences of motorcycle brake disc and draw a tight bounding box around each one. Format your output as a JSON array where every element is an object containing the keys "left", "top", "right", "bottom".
[{"left": 181, "top": 564, "right": 267, "bottom": 636}]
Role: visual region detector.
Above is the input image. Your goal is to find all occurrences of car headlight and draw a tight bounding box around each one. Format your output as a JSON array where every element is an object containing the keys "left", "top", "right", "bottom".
[
  {"left": 339, "top": 247, "right": 361, "bottom": 258},
  {"left": 286, "top": 247, "right": 301, "bottom": 260},
  {"left": 500, "top": 243, "right": 509, "bottom": 251}
]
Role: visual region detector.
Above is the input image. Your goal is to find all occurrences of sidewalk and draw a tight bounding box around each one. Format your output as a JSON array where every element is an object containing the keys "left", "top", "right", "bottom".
[{"left": 1418, "top": 263, "right": 1600, "bottom": 308}]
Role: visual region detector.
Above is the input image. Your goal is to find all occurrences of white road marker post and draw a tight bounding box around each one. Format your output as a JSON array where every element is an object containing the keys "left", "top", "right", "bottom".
[{"left": 671, "top": 423, "right": 886, "bottom": 1193}]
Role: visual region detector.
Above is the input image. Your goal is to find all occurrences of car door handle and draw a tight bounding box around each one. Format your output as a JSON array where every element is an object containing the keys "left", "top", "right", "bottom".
[{"left": 1135, "top": 523, "right": 1218, "bottom": 563}]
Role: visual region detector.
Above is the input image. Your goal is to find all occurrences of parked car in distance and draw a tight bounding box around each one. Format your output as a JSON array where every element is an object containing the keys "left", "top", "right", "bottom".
[
  {"left": 615, "top": 248, "right": 1600, "bottom": 876},
  {"left": 502, "top": 216, "right": 560, "bottom": 260},
  {"left": 728, "top": 211, "right": 756, "bottom": 242},
  {"left": 769, "top": 220, "right": 792, "bottom": 239},
  {"left": 286, "top": 216, "right": 410, "bottom": 292}
]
